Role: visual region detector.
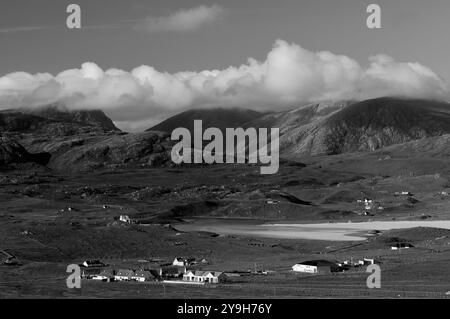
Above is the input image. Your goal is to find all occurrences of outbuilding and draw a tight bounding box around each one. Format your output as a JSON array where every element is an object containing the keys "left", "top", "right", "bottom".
[{"left": 292, "top": 260, "right": 342, "bottom": 274}]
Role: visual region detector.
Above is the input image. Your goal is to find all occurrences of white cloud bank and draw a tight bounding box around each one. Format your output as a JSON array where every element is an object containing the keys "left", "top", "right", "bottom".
[
  {"left": 135, "top": 5, "right": 225, "bottom": 33},
  {"left": 0, "top": 39, "right": 448, "bottom": 131}
]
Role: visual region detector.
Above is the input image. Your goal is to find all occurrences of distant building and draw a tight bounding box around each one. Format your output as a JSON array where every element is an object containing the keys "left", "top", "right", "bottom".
[
  {"left": 172, "top": 257, "right": 196, "bottom": 266},
  {"left": 159, "top": 266, "right": 186, "bottom": 278},
  {"left": 363, "top": 258, "right": 376, "bottom": 265},
  {"left": 81, "top": 260, "right": 106, "bottom": 268},
  {"left": 92, "top": 269, "right": 115, "bottom": 281},
  {"left": 81, "top": 268, "right": 102, "bottom": 279},
  {"left": 292, "top": 260, "right": 342, "bottom": 274},
  {"left": 391, "top": 243, "right": 414, "bottom": 250},
  {"left": 183, "top": 271, "right": 228, "bottom": 284},
  {"left": 395, "top": 191, "right": 413, "bottom": 196},
  {"left": 119, "top": 215, "right": 132, "bottom": 223},
  {"left": 173, "top": 257, "right": 188, "bottom": 267},
  {"left": 115, "top": 269, "right": 134, "bottom": 281},
  {"left": 363, "top": 199, "right": 374, "bottom": 210}
]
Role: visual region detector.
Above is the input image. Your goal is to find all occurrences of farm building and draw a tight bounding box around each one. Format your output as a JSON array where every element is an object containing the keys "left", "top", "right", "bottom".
[
  {"left": 183, "top": 271, "right": 228, "bottom": 284},
  {"left": 292, "top": 260, "right": 342, "bottom": 274}
]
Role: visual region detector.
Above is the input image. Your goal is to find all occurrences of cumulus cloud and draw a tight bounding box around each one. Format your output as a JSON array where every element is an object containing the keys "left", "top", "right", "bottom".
[
  {"left": 135, "top": 5, "right": 225, "bottom": 33},
  {"left": 0, "top": 39, "right": 448, "bottom": 132}
]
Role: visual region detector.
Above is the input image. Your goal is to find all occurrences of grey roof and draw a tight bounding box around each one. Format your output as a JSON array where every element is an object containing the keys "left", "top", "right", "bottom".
[
  {"left": 133, "top": 270, "right": 152, "bottom": 278},
  {"left": 297, "top": 260, "right": 340, "bottom": 267},
  {"left": 98, "top": 269, "right": 115, "bottom": 277},
  {"left": 116, "top": 269, "right": 134, "bottom": 277},
  {"left": 189, "top": 271, "right": 224, "bottom": 277}
]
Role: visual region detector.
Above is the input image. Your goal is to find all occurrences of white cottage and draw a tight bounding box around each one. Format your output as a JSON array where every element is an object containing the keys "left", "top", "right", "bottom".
[
  {"left": 183, "top": 271, "right": 228, "bottom": 284},
  {"left": 173, "top": 257, "right": 187, "bottom": 267}
]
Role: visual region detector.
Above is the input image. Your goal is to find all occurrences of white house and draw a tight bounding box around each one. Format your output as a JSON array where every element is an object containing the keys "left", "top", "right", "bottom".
[
  {"left": 183, "top": 271, "right": 228, "bottom": 284},
  {"left": 119, "top": 215, "right": 131, "bottom": 223},
  {"left": 173, "top": 257, "right": 187, "bottom": 267},
  {"left": 292, "top": 263, "right": 318, "bottom": 274}
]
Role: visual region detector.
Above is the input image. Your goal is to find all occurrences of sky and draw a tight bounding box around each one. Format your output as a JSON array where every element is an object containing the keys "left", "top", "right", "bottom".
[{"left": 1, "top": 0, "right": 450, "bottom": 131}]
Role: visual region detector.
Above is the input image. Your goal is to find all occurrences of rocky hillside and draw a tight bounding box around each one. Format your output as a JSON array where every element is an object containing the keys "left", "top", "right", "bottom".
[
  {"left": 248, "top": 97, "right": 450, "bottom": 156},
  {"left": 27, "top": 106, "right": 119, "bottom": 132},
  {"left": 0, "top": 136, "right": 50, "bottom": 167},
  {"left": 1, "top": 106, "right": 172, "bottom": 172},
  {"left": 322, "top": 97, "right": 450, "bottom": 154},
  {"left": 0, "top": 105, "right": 119, "bottom": 136},
  {"left": 43, "top": 131, "right": 172, "bottom": 172}
]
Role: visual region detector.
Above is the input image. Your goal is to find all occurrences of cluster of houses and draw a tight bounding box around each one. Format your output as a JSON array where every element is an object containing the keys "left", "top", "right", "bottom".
[
  {"left": 356, "top": 198, "right": 384, "bottom": 215},
  {"left": 79, "top": 257, "right": 228, "bottom": 284},
  {"left": 80, "top": 252, "right": 401, "bottom": 284},
  {"left": 291, "top": 258, "right": 378, "bottom": 274}
]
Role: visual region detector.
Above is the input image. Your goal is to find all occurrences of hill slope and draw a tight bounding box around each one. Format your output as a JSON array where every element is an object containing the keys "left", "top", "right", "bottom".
[
  {"left": 322, "top": 97, "right": 450, "bottom": 154},
  {"left": 0, "top": 105, "right": 119, "bottom": 135},
  {"left": 0, "top": 136, "right": 50, "bottom": 166},
  {"left": 148, "top": 108, "right": 266, "bottom": 133},
  {"left": 249, "top": 97, "right": 450, "bottom": 156}
]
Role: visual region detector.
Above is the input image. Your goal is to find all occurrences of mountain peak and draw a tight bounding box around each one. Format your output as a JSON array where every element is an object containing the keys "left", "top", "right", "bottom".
[
  {"left": 0, "top": 105, "right": 120, "bottom": 134},
  {"left": 148, "top": 107, "right": 267, "bottom": 133}
]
